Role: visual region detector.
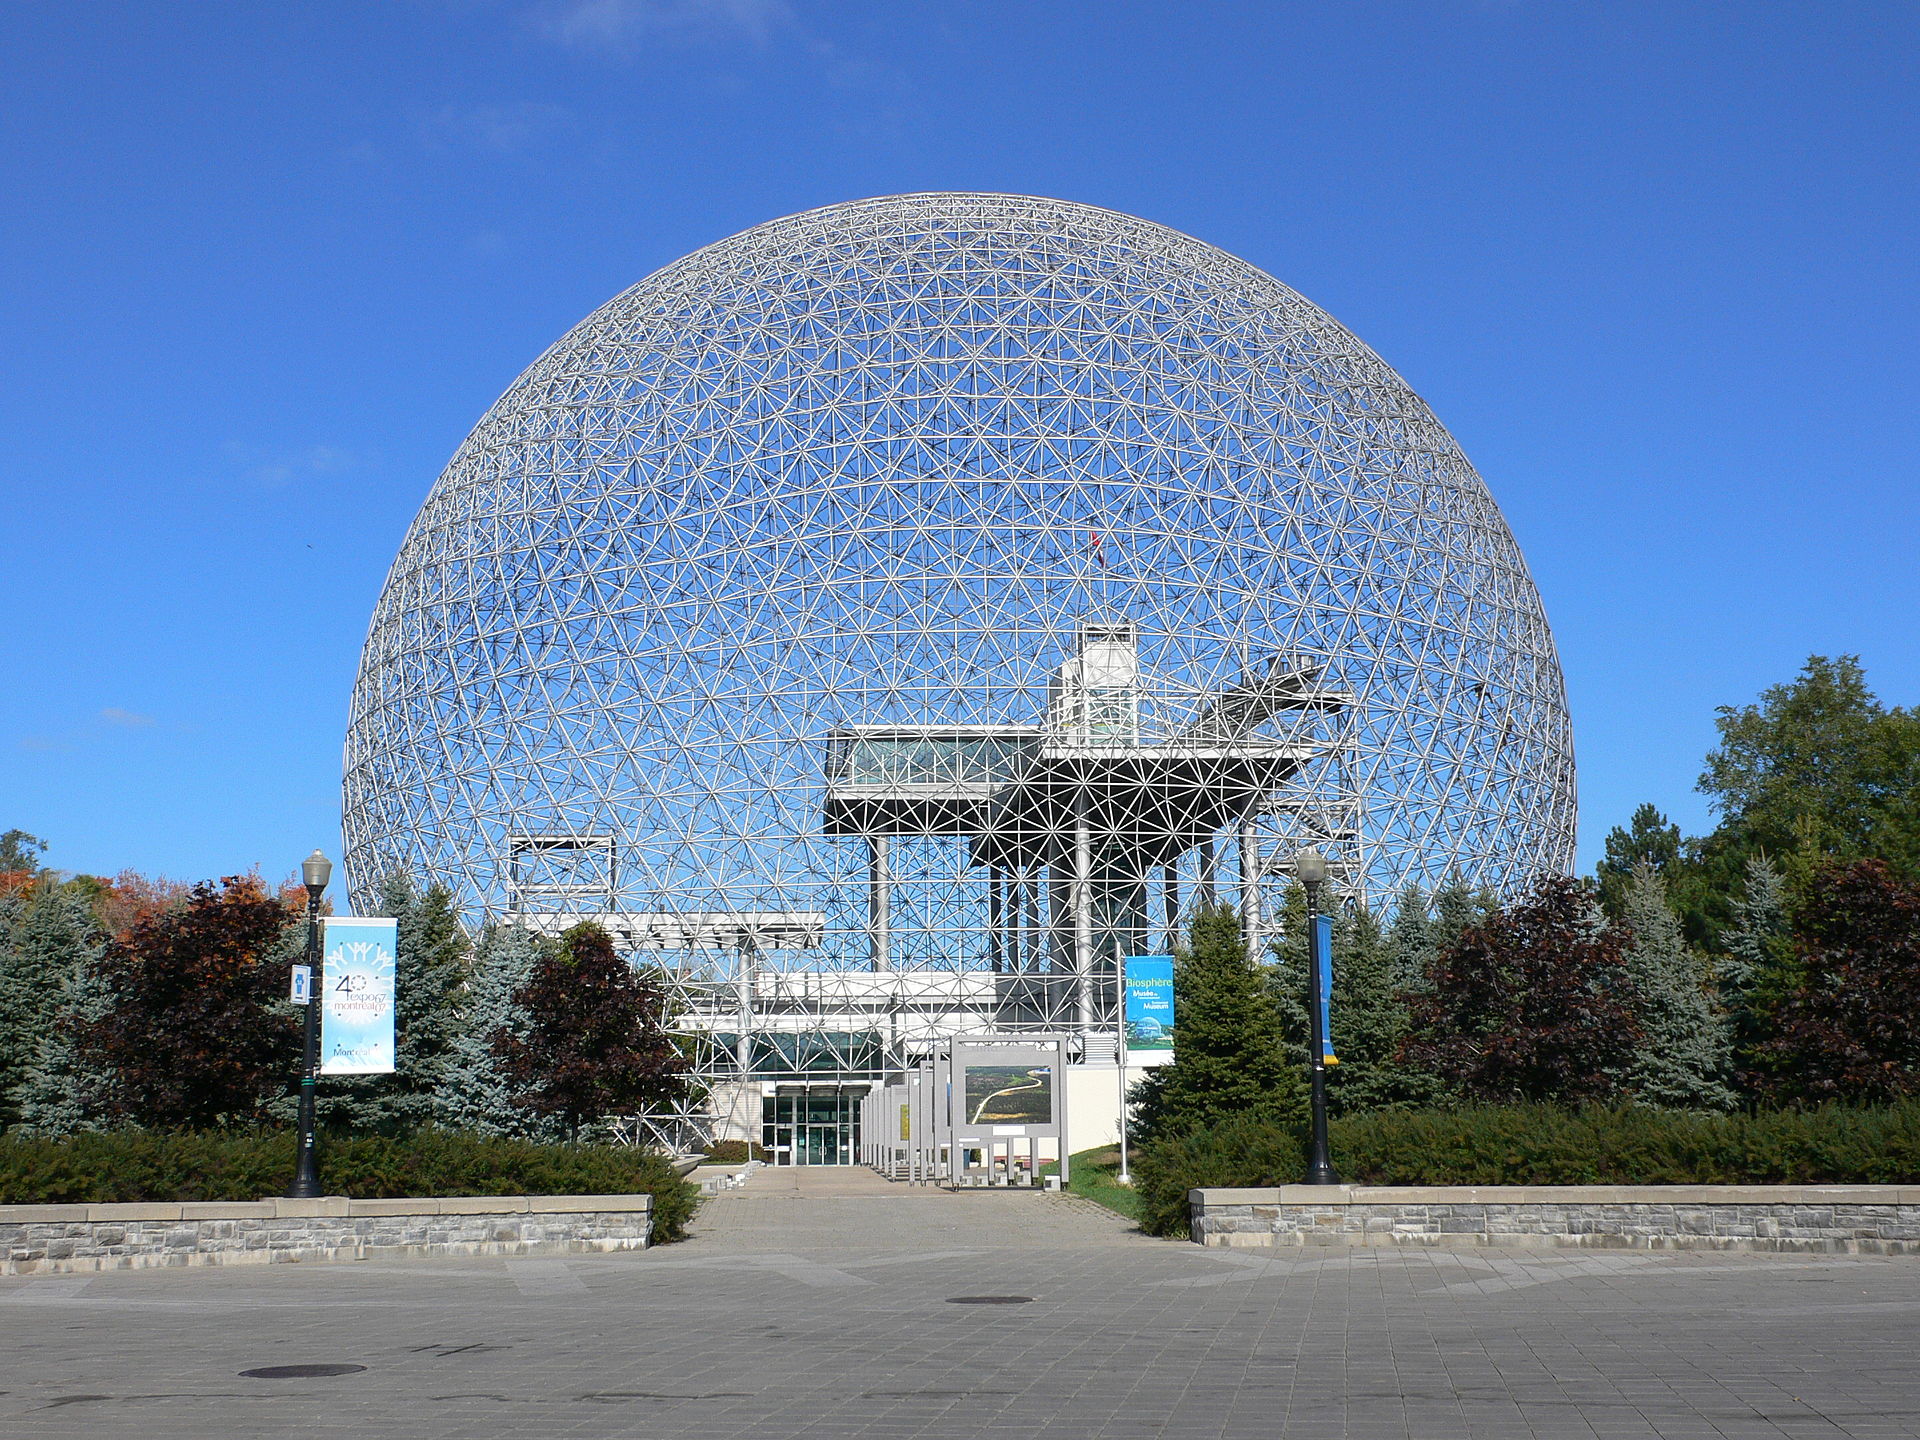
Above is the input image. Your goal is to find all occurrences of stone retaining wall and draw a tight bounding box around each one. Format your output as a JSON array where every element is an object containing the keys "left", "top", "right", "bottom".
[
  {"left": 1191, "top": 1185, "right": 1920, "bottom": 1254},
  {"left": 0, "top": 1194, "right": 654, "bottom": 1275}
]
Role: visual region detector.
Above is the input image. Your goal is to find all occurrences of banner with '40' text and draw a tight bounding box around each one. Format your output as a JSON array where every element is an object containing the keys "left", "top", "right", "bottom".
[{"left": 320, "top": 917, "right": 397, "bottom": 1075}]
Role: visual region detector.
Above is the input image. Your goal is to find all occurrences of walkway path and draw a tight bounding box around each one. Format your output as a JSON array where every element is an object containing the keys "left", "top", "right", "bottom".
[{"left": 3, "top": 1166, "right": 1919, "bottom": 1439}]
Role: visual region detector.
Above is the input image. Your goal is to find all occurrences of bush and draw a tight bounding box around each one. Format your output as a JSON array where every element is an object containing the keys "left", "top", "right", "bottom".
[
  {"left": 1134, "top": 1113, "right": 1307, "bottom": 1237},
  {"left": 0, "top": 1129, "right": 702, "bottom": 1242},
  {"left": 1131, "top": 1101, "right": 1920, "bottom": 1238},
  {"left": 702, "top": 1139, "right": 765, "bottom": 1163}
]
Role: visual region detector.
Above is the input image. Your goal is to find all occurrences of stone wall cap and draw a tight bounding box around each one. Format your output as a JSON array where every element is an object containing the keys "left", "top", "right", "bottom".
[
  {"left": 82, "top": 1202, "right": 184, "bottom": 1222},
  {"left": 1190, "top": 1184, "right": 1920, "bottom": 1205},
  {"left": 340, "top": 1197, "right": 449, "bottom": 1217},
  {"left": 0, "top": 1204, "right": 94, "bottom": 1222},
  {"left": 522, "top": 1193, "right": 653, "bottom": 1213},
  {"left": 0, "top": 1193, "right": 665, "bottom": 1223},
  {"left": 405, "top": 1196, "right": 527, "bottom": 1215},
  {"left": 268, "top": 1197, "right": 353, "bottom": 1218},
  {"left": 176, "top": 1202, "right": 278, "bottom": 1220}
]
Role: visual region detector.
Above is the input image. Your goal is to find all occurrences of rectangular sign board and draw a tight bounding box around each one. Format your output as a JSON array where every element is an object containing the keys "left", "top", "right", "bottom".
[
  {"left": 1122, "top": 954, "right": 1174, "bottom": 1052},
  {"left": 961, "top": 1064, "right": 1053, "bottom": 1126},
  {"left": 321, "top": 917, "right": 397, "bottom": 1075}
]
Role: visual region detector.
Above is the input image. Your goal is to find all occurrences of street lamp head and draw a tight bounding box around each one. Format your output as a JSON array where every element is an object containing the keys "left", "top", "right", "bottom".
[
  {"left": 301, "top": 849, "right": 333, "bottom": 897},
  {"left": 1293, "top": 847, "right": 1328, "bottom": 887}
]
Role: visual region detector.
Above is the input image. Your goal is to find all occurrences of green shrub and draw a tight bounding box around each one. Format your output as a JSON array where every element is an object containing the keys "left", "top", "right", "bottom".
[
  {"left": 1131, "top": 1101, "right": 1920, "bottom": 1238},
  {"left": 1134, "top": 1114, "right": 1306, "bottom": 1237},
  {"left": 0, "top": 1129, "right": 702, "bottom": 1242},
  {"left": 701, "top": 1139, "right": 765, "bottom": 1163}
]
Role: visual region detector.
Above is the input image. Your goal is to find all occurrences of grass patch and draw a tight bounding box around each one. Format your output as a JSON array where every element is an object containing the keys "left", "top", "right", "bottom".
[{"left": 1038, "top": 1145, "right": 1144, "bottom": 1222}]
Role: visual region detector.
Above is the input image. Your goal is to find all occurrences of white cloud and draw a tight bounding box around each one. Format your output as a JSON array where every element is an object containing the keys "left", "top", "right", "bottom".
[
  {"left": 226, "top": 443, "right": 359, "bottom": 488},
  {"left": 533, "top": 0, "right": 793, "bottom": 52},
  {"left": 421, "top": 101, "right": 573, "bottom": 155},
  {"left": 99, "top": 708, "right": 156, "bottom": 728}
]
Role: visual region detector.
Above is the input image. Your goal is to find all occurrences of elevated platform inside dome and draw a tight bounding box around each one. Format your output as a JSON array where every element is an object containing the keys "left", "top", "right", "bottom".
[
  {"left": 824, "top": 733, "right": 1314, "bottom": 867},
  {"left": 966, "top": 739, "right": 1318, "bottom": 870},
  {"left": 820, "top": 650, "right": 1348, "bottom": 869}
]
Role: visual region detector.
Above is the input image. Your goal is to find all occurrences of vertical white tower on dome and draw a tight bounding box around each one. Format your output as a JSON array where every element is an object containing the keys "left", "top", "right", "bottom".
[{"left": 1050, "top": 625, "right": 1141, "bottom": 745}]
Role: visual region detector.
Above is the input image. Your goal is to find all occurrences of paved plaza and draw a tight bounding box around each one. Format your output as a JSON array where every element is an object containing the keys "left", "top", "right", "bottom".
[{"left": 3, "top": 1168, "right": 1919, "bottom": 1439}]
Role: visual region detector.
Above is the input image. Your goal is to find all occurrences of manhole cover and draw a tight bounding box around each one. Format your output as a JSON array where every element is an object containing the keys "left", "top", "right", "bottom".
[
  {"left": 945, "top": 1295, "right": 1033, "bottom": 1305},
  {"left": 240, "top": 1364, "right": 367, "bottom": 1379}
]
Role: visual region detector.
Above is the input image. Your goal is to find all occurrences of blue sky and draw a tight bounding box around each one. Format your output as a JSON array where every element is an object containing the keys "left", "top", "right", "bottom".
[{"left": 3, "top": 1, "right": 1916, "bottom": 886}]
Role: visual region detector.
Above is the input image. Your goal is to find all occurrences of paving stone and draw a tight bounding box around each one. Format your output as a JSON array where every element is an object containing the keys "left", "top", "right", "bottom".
[{"left": 1, "top": 1167, "right": 1917, "bottom": 1438}]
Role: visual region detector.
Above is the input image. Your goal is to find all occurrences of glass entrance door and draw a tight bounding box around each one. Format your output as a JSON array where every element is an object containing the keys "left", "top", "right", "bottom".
[{"left": 763, "top": 1089, "right": 863, "bottom": 1164}]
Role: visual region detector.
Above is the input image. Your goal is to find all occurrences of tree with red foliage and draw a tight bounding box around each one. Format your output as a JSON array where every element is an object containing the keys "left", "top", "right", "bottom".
[
  {"left": 83, "top": 876, "right": 299, "bottom": 1128},
  {"left": 1759, "top": 859, "right": 1920, "bottom": 1102},
  {"left": 1403, "top": 874, "right": 1643, "bottom": 1104},
  {"left": 495, "top": 922, "right": 690, "bottom": 1139}
]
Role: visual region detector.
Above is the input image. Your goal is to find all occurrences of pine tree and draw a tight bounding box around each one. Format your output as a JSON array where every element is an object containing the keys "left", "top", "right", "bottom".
[
  {"left": 318, "top": 873, "right": 470, "bottom": 1131},
  {"left": 1595, "top": 804, "right": 1685, "bottom": 920},
  {"left": 1386, "top": 883, "right": 1433, "bottom": 994},
  {"left": 0, "top": 881, "right": 106, "bottom": 1128},
  {"left": 1721, "top": 855, "right": 1789, "bottom": 1007},
  {"left": 14, "top": 960, "right": 116, "bottom": 1135},
  {"left": 1269, "top": 889, "right": 1442, "bottom": 1115},
  {"left": 1128, "top": 903, "right": 1303, "bottom": 1146},
  {"left": 436, "top": 922, "right": 561, "bottom": 1140},
  {"left": 1430, "top": 883, "right": 1496, "bottom": 954},
  {"left": 1618, "top": 862, "right": 1736, "bottom": 1109},
  {"left": 0, "top": 830, "right": 47, "bottom": 876}
]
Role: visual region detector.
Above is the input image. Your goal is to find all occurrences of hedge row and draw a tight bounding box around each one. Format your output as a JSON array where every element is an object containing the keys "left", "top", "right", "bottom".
[
  {"left": 701, "top": 1139, "right": 766, "bottom": 1164},
  {"left": 0, "top": 1130, "right": 701, "bottom": 1242},
  {"left": 1133, "top": 1102, "right": 1920, "bottom": 1237}
]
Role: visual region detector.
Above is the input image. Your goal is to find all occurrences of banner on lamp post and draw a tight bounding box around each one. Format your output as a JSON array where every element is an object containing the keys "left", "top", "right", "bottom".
[
  {"left": 1122, "top": 954, "right": 1175, "bottom": 1057},
  {"left": 1312, "top": 913, "right": 1337, "bottom": 1065},
  {"left": 320, "top": 917, "right": 397, "bottom": 1075}
]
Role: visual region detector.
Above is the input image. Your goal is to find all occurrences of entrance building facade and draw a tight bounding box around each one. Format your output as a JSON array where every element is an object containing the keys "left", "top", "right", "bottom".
[{"left": 762, "top": 1085, "right": 866, "bottom": 1165}]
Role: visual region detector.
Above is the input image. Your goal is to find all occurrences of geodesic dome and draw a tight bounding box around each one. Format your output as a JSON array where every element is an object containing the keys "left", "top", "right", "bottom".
[{"left": 342, "top": 192, "right": 1574, "bottom": 962}]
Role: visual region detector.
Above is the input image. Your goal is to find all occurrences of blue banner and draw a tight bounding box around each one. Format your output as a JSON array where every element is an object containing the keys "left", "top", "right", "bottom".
[
  {"left": 1123, "top": 954, "right": 1175, "bottom": 1052},
  {"left": 1312, "top": 913, "right": 1337, "bottom": 1064},
  {"left": 320, "top": 917, "right": 397, "bottom": 1075}
]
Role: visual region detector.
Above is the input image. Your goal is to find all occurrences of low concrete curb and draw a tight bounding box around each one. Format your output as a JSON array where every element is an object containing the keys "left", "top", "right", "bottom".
[
  {"left": 1190, "top": 1185, "right": 1920, "bottom": 1254},
  {"left": 0, "top": 1194, "right": 654, "bottom": 1275}
]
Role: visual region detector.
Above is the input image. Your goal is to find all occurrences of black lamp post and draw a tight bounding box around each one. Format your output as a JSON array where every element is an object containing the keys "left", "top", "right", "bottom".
[
  {"left": 288, "top": 849, "right": 330, "bottom": 1199},
  {"left": 1293, "top": 847, "right": 1340, "bottom": 1186}
]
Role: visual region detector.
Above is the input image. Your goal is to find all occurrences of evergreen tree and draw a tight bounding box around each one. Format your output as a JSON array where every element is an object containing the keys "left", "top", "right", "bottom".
[
  {"left": 436, "top": 922, "right": 561, "bottom": 1140},
  {"left": 1719, "top": 853, "right": 1790, "bottom": 1090},
  {"left": 0, "top": 881, "right": 105, "bottom": 1128},
  {"left": 1303, "top": 898, "right": 1440, "bottom": 1114},
  {"left": 1595, "top": 804, "right": 1684, "bottom": 920},
  {"left": 1128, "top": 903, "right": 1303, "bottom": 1146},
  {"left": 1430, "top": 883, "right": 1496, "bottom": 953},
  {"left": 318, "top": 873, "right": 470, "bottom": 1131},
  {"left": 1618, "top": 862, "right": 1736, "bottom": 1109},
  {"left": 0, "top": 830, "right": 47, "bottom": 876},
  {"left": 1386, "top": 883, "right": 1434, "bottom": 994},
  {"left": 14, "top": 960, "right": 116, "bottom": 1135}
]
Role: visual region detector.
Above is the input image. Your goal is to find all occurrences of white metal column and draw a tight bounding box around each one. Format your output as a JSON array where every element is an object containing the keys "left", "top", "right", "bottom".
[{"left": 868, "top": 834, "right": 891, "bottom": 971}]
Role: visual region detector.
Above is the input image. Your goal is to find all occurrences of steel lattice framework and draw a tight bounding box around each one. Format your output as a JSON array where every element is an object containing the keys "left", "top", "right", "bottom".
[{"left": 342, "top": 192, "right": 1574, "bottom": 1105}]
